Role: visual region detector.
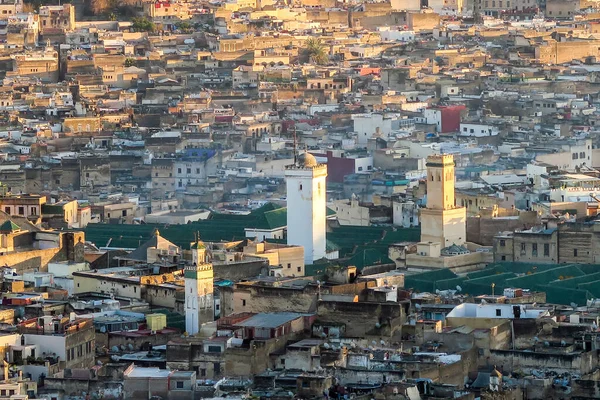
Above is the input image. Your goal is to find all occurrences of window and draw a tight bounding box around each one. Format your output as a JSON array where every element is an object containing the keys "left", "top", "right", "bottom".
[
  {"left": 122, "top": 210, "right": 127, "bottom": 217},
  {"left": 299, "top": 184, "right": 303, "bottom": 191},
  {"left": 574, "top": 249, "right": 578, "bottom": 257},
  {"left": 496, "top": 309, "right": 501, "bottom": 317},
  {"left": 242, "top": 299, "right": 246, "bottom": 306},
  {"left": 178, "top": 168, "right": 182, "bottom": 173},
  {"left": 297, "top": 266, "right": 301, "bottom": 272},
  {"left": 520, "top": 243, "right": 526, "bottom": 254},
  {"left": 18, "top": 206, "right": 24, "bottom": 215},
  {"left": 287, "top": 263, "right": 291, "bottom": 269},
  {"left": 86, "top": 172, "right": 90, "bottom": 178},
  {"left": 499, "top": 240, "right": 505, "bottom": 247},
  {"left": 358, "top": 166, "right": 363, "bottom": 171},
  {"left": 207, "top": 345, "right": 222, "bottom": 353},
  {"left": 3, "top": 207, "right": 8, "bottom": 213},
  {"left": 187, "top": 168, "right": 191, "bottom": 174},
  {"left": 544, "top": 243, "right": 550, "bottom": 257},
  {"left": 532, "top": 243, "right": 538, "bottom": 257},
  {"left": 176, "top": 381, "right": 184, "bottom": 389},
  {"left": 200, "top": 369, "right": 206, "bottom": 377},
  {"left": 281, "top": 358, "right": 285, "bottom": 366}
]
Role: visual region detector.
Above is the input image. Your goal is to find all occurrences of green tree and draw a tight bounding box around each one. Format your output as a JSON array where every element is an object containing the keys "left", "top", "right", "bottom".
[
  {"left": 175, "top": 21, "right": 193, "bottom": 33},
  {"left": 124, "top": 58, "right": 136, "bottom": 67},
  {"left": 131, "top": 17, "right": 156, "bottom": 33},
  {"left": 303, "top": 38, "right": 328, "bottom": 65}
]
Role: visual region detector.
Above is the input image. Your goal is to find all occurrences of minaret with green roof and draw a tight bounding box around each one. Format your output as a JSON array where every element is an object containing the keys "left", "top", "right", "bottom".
[{"left": 184, "top": 234, "right": 214, "bottom": 335}]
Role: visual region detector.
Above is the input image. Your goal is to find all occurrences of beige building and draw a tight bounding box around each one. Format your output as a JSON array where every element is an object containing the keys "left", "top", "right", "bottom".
[
  {"left": 0, "top": 194, "right": 46, "bottom": 220},
  {"left": 546, "top": 0, "right": 579, "bottom": 18},
  {"left": 144, "top": 1, "right": 191, "bottom": 21},
  {"left": 243, "top": 241, "right": 304, "bottom": 277},
  {"left": 0, "top": 0, "right": 23, "bottom": 18},
  {"left": 7, "top": 46, "right": 59, "bottom": 83},
  {"left": 419, "top": 154, "right": 467, "bottom": 250},
  {"left": 332, "top": 198, "right": 371, "bottom": 226},
  {"left": 38, "top": 4, "right": 76, "bottom": 34}
]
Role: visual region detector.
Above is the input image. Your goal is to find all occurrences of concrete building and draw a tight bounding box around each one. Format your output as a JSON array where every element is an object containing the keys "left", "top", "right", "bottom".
[
  {"left": 17, "top": 316, "right": 95, "bottom": 370},
  {"left": 285, "top": 153, "right": 327, "bottom": 264},
  {"left": 123, "top": 365, "right": 197, "bottom": 400},
  {"left": 185, "top": 240, "right": 215, "bottom": 335}
]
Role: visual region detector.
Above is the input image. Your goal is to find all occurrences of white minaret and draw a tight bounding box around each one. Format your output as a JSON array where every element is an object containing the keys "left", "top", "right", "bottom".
[
  {"left": 285, "top": 152, "right": 327, "bottom": 264},
  {"left": 185, "top": 239, "right": 214, "bottom": 335}
]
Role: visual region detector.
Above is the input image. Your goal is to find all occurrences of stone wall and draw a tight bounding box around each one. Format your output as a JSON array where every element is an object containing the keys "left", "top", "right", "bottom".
[
  {"left": 488, "top": 348, "right": 600, "bottom": 374},
  {"left": 213, "top": 259, "right": 267, "bottom": 281},
  {"left": 316, "top": 300, "right": 407, "bottom": 338}
]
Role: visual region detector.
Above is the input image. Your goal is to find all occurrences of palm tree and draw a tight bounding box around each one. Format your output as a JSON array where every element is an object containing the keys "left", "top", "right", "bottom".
[{"left": 304, "top": 38, "right": 328, "bottom": 65}]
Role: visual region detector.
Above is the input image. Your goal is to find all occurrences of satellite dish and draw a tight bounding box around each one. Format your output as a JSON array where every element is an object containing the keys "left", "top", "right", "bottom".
[
  {"left": 571, "top": 302, "right": 578, "bottom": 308},
  {"left": 415, "top": 303, "right": 421, "bottom": 310},
  {"left": 435, "top": 289, "right": 440, "bottom": 294},
  {"left": 456, "top": 285, "right": 462, "bottom": 292}
]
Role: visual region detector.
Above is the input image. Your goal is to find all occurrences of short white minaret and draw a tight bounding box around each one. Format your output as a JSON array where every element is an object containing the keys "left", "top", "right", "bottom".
[
  {"left": 185, "top": 238, "right": 214, "bottom": 335},
  {"left": 285, "top": 152, "right": 327, "bottom": 264}
]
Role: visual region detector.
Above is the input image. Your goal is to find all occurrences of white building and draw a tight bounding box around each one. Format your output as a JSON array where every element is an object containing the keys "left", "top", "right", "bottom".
[
  {"left": 378, "top": 27, "right": 416, "bottom": 42},
  {"left": 447, "top": 303, "right": 550, "bottom": 320},
  {"left": 393, "top": 200, "right": 419, "bottom": 227},
  {"left": 352, "top": 113, "right": 398, "bottom": 145},
  {"left": 185, "top": 241, "right": 214, "bottom": 335},
  {"left": 174, "top": 160, "right": 209, "bottom": 190},
  {"left": 285, "top": 153, "right": 327, "bottom": 264},
  {"left": 459, "top": 123, "right": 499, "bottom": 137},
  {"left": 535, "top": 139, "right": 593, "bottom": 172}
]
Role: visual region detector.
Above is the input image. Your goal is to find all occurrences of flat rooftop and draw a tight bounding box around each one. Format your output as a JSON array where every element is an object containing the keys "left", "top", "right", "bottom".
[
  {"left": 233, "top": 312, "right": 310, "bottom": 329},
  {"left": 125, "top": 367, "right": 171, "bottom": 379}
]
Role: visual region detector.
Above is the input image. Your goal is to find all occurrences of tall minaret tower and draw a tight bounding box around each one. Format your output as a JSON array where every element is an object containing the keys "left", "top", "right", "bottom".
[
  {"left": 185, "top": 237, "right": 214, "bottom": 335},
  {"left": 420, "top": 154, "right": 466, "bottom": 247},
  {"left": 285, "top": 152, "right": 327, "bottom": 264}
]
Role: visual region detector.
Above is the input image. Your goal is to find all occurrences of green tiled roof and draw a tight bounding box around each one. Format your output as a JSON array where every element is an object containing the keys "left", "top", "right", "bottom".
[
  {"left": 343, "top": 247, "right": 394, "bottom": 270},
  {"left": 0, "top": 220, "right": 20, "bottom": 233},
  {"left": 416, "top": 262, "right": 600, "bottom": 306},
  {"left": 255, "top": 207, "right": 287, "bottom": 230}
]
